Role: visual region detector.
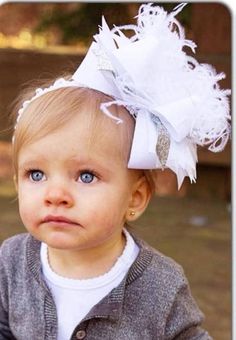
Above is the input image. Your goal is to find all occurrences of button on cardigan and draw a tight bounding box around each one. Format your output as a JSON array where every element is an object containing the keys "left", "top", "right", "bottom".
[{"left": 0, "top": 233, "right": 212, "bottom": 340}]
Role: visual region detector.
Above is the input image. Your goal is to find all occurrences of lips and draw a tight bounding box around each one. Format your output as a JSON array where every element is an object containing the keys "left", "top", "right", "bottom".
[{"left": 42, "top": 215, "right": 79, "bottom": 226}]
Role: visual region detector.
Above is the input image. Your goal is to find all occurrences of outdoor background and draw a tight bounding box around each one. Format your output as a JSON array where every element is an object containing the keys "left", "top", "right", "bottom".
[{"left": 0, "top": 3, "right": 231, "bottom": 339}]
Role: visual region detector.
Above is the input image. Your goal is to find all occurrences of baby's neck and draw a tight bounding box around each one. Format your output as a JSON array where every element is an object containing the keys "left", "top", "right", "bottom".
[{"left": 46, "top": 233, "right": 126, "bottom": 280}]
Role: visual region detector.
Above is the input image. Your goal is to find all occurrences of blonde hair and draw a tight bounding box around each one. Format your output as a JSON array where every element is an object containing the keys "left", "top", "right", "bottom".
[{"left": 12, "top": 83, "right": 156, "bottom": 193}]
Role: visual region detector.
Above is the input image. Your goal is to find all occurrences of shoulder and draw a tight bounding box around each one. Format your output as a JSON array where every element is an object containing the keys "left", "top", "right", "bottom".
[
  {"left": 0, "top": 233, "right": 30, "bottom": 259},
  {"left": 126, "top": 235, "right": 207, "bottom": 335},
  {"left": 0, "top": 233, "right": 42, "bottom": 295},
  {"left": 135, "top": 235, "right": 186, "bottom": 287},
  {"left": 128, "top": 234, "right": 193, "bottom": 309},
  {"left": 149, "top": 245, "right": 185, "bottom": 285},
  {"left": 0, "top": 233, "right": 39, "bottom": 273},
  {"left": 0, "top": 234, "right": 31, "bottom": 301}
]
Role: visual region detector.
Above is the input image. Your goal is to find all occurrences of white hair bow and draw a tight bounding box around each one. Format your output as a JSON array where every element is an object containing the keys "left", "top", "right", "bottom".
[{"left": 16, "top": 3, "right": 231, "bottom": 188}]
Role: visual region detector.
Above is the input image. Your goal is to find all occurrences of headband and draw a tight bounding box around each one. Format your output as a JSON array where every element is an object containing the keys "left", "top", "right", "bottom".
[{"left": 15, "top": 3, "right": 231, "bottom": 188}]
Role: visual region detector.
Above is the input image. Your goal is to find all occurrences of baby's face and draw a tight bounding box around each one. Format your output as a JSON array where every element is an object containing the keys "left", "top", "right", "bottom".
[{"left": 16, "top": 112, "right": 138, "bottom": 252}]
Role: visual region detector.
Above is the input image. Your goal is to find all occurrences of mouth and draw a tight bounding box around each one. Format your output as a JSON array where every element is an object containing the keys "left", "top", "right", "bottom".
[{"left": 42, "top": 215, "right": 79, "bottom": 226}]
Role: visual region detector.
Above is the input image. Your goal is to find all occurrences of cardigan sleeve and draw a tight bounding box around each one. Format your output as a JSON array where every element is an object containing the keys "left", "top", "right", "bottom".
[
  {"left": 0, "top": 309, "right": 15, "bottom": 340},
  {"left": 164, "top": 281, "right": 212, "bottom": 339},
  {"left": 0, "top": 245, "right": 16, "bottom": 339}
]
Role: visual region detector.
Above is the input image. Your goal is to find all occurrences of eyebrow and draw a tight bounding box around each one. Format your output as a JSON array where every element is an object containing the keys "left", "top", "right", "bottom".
[
  {"left": 18, "top": 156, "right": 114, "bottom": 174},
  {"left": 18, "top": 159, "right": 45, "bottom": 169},
  {"left": 67, "top": 156, "right": 113, "bottom": 174},
  {"left": 18, "top": 151, "right": 51, "bottom": 166}
]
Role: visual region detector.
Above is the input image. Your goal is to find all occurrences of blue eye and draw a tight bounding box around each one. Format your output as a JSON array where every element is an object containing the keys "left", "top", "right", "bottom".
[
  {"left": 79, "top": 172, "right": 95, "bottom": 184},
  {"left": 30, "top": 170, "right": 45, "bottom": 182}
]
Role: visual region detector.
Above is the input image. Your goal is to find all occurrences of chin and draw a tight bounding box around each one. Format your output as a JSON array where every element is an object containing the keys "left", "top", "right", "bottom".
[{"left": 34, "top": 232, "right": 76, "bottom": 249}]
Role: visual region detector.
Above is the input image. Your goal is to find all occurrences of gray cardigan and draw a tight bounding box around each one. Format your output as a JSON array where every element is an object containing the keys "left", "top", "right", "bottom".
[{"left": 0, "top": 233, "right": 212, "bottom": 340}]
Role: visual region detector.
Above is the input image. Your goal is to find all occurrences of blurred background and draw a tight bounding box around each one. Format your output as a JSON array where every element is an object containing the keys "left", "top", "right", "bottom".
[{"left": 0, "top": 3, "right": 231, "bottom": 339}]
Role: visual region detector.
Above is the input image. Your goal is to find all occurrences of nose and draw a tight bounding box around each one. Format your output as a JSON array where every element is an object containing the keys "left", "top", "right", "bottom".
[{"left": 44, "top": 184, "right": 74, "bottom": 208}]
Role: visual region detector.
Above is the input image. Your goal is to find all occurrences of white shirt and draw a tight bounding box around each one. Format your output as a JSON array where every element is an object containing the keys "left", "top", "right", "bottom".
[{"left": 40, "top": 229, "right": 139, "bottom": 340}]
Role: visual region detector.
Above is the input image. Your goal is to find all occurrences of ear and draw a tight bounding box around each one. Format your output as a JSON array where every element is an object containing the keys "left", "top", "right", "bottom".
[{"left": 125, "top": 175, "right": 152, "bottom": 222}]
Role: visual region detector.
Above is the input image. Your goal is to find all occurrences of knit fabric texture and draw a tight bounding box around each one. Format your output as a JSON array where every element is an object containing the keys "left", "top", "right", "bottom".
[{"left": 0, "top": 233, "right": 212, "bottom": 340}]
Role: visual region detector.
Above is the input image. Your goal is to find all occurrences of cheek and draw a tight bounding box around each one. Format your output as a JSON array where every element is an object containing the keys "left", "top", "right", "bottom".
[
  {"left": 18, "top": 187, "right": 39, "bottom": 227},
  {"left": 81, "top": 187, "right": 130, "bottom": 223},
  {"left": 18, "top": 200, "right": 35, "bottom": 228}
]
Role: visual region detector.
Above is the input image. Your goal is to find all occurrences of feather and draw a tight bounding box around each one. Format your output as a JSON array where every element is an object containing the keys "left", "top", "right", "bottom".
[{"left": 15, "top": 3, "right": 231, "bottom": 188}]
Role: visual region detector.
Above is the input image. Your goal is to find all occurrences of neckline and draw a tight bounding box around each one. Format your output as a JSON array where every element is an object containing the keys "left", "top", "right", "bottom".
[
  {"left": 40, "top": 229, "right": 140, "bottom": 289},
  {"left": 26, "top": 228, "right": 153, "bottom": 289}
]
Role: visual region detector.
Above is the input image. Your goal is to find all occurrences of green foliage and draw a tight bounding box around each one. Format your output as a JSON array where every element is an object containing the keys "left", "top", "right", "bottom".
[
  {"left": 35, "top": 3, "right": 192, "bottom": 45},
  {"left": 35, "top": 3, "right": 136, "bottom": 45}
]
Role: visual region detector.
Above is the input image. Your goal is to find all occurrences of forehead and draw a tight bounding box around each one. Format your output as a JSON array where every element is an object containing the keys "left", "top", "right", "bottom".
[
  {"left": 18, "top": 108, "right": 127, "bottom": 166},
  {"left": 15, "top": 87, "right": 135, "bottom": 172}
]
